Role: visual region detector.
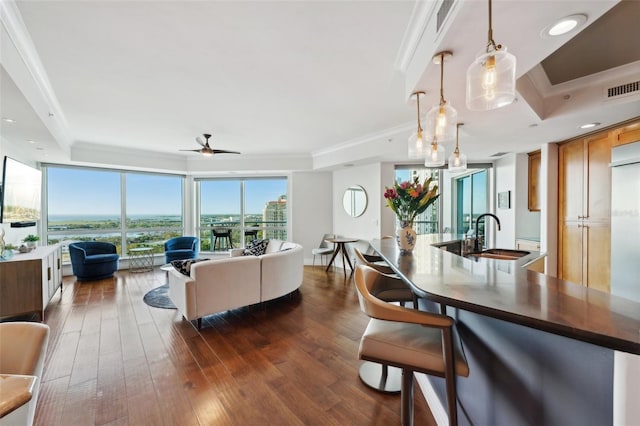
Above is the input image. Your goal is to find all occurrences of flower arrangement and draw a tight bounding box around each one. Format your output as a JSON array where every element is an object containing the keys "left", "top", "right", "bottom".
[{"left": 383, "top": 176, "right": 439, "bottom": 226}]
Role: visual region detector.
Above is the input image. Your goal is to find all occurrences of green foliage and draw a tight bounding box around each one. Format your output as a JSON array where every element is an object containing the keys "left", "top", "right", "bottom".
[{"left": 24, "top": 234, "right": 40, "bottom": 242}]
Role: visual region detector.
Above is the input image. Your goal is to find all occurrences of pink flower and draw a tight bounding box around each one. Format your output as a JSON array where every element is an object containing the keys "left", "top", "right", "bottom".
[{"left": 399, "top": 181, "right": 410, "bottom": 189}]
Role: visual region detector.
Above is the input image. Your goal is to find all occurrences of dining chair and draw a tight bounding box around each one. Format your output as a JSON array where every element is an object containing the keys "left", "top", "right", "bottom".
[
  {"left": 355, "top": 265, "right": 469, "bottom": 425},
  {"left": 312, "top": 233, "right": 335, "bottom": 267}
]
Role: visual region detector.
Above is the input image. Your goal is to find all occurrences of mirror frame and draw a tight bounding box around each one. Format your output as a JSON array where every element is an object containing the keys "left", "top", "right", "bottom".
[{"left": 343, "top": 185, "right": 368, "bottom": 218}]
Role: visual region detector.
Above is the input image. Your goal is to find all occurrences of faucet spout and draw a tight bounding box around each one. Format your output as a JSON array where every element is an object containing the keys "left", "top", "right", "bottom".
[{"left": 474, "top": 213, "right": 501, "bottom": 252}]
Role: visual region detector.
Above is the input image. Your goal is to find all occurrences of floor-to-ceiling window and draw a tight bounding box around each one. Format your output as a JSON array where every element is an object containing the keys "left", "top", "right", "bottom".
[
  {"left": 197, "top": 177, "right": 288, "bottom": 251},
  {"left": 45, "top": 166, "right": 183, "bottom": 261},
  {"left": 394, "top": 168, "right": 441, "bottom": 234},
  {"left": 454, "top": 169, "right": 488, "bottom": 235}
]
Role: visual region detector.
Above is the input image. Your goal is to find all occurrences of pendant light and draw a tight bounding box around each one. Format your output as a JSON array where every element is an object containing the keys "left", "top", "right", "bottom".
[
  {"left": 407, "top": 91, "right": 427, "bottom": 159},
  {"left": 466, "top": 0, "right": 516, "bottom": 110},
  {"left": 448, "top": 123, "right": 467, "bottom": 172},
  {"left": 425, "top": 51, "right": 457, "bottom": 143},
  {"left": 425, "top": 136, "right": 445, "bottom": 167}
]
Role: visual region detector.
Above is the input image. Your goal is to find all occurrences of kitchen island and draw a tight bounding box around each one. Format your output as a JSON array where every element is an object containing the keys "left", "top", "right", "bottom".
[{"left": 371, "top": 235, "right": 640, "bottom": 426}]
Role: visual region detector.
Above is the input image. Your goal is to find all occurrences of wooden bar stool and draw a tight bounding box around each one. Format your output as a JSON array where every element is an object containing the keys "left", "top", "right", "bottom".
[{"left": 355, "top": 265, "right": 469, "bottom": 426}]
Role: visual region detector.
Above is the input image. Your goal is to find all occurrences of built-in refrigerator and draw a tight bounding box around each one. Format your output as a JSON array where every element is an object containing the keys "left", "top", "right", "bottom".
[
  {"left": 610, "top": 139, "right": 640, "bottom": 426},
  {"left": 610, "top": 140, "right": 640, "bottom": 302}
]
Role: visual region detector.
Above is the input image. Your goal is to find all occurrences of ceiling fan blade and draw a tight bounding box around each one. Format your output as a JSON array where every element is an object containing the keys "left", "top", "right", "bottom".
[
  {"left": 195, "top": 136, "right": 206, "bottom": 147},
  {"left": 212, "top": 149, "right": 241, "bottom": 155},
  {"left": 179, "top": 149, "right": 203, "bottom": 153}
]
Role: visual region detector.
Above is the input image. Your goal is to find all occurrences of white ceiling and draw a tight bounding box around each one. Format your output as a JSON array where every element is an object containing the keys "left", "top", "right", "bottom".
[{"left": 1, "top": 0, "right": 639, "bottom": 173}]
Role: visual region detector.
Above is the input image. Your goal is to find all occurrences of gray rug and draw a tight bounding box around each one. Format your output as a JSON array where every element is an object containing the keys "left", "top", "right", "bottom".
[{"left": 143, "top": 284, "right": 176, "bottom": 309}]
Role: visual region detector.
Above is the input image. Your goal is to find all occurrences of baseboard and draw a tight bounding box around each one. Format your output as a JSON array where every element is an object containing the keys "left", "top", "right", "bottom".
[{"left": 415, "top": 372, "right": 448, "bottom": 426}]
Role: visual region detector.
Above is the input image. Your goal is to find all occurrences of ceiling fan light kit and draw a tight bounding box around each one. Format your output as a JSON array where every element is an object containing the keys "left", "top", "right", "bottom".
[
  {"left": 407, "top": 91, "right": 428, "bottom": 159},
  {"left": 466, "top": 0, "right": 516, "bottom": 111}
]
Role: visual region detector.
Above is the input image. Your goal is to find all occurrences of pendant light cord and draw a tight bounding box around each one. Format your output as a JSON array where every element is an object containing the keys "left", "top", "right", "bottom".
[
  {"left": 439, "top": 53, "right": 445, "bottom": 106},
  {"left": 487, "top": 0, "right": 500, "bottom": 52},
  {"left": 416, "top": 93, "right": 423, "bottom": 133}
]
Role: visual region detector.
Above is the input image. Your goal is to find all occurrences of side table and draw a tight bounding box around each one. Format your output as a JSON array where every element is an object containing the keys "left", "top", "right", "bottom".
[{"left": 129, "top": 247, "right": 154, "bottom": 272}]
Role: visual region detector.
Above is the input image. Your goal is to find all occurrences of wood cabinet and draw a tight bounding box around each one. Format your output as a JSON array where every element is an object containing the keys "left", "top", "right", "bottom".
[
  {"left": 0, "top": 245, "right": 62, "bottom": 321},
  {"left": 558, "top": 133, "right": 611, "bottom": 292},
  {"left": 528, "top": 150, "right": 541, "bottom": 211}
]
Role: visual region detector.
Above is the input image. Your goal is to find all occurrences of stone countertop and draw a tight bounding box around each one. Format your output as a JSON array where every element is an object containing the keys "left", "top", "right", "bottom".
[{"left": 370, "top": 235, "right": 640, "bottom": 355}]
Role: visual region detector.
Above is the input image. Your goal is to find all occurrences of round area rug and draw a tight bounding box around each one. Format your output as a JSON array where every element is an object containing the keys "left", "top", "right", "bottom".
[{"left": 143, "top": 284, "right": 176, "bottom": 309}]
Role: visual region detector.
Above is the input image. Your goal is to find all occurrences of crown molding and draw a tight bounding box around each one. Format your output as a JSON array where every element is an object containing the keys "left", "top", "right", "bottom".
[
  {"left": 0, "top": 0, "right": 72, "bottom": 151},
  {"left": 394, "top": 0, "right": 438, "bottom": 72}
]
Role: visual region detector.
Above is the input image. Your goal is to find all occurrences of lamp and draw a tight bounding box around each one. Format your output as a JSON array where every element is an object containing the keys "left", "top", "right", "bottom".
[
  {"left": 425, "top": 136, "right": 445, "bottom": 167},
  {"left": 407, "top": 91, "right": 427, "bottom": 159},
  {"left": 425, "top": 51, "right": 457, "bottom": 143},
  {"left": 448, "top": 123, "right": 467, "bottom": 172},
  {"left": 466, "top": 0, "right": 516, "bottom": 111}
]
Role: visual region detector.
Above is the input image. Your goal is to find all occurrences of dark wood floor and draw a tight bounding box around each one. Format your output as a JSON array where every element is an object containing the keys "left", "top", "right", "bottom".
[{"left": 35, "top": 265, "right": 436, "bottom": 425}]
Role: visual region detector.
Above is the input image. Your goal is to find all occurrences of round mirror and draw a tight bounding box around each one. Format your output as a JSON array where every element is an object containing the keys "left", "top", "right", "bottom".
[{"left": 343, "top": 185, "right": 368, "bottom": 217}]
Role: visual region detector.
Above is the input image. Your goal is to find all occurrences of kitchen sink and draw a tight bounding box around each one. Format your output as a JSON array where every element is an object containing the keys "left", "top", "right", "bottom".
[{"left": 467, "top": 249, "right": 530, "bottom": 260}]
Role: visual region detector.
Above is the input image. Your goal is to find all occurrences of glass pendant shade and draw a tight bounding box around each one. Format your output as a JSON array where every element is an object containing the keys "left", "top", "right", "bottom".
[
  {"left": 425, "top": 141, "right": 445, "bottom": 167},
  {"left": 448, "top": 149, "right": 467, "bottom": 172},
  {"left": 466, "top": 46, "right": 516, "bottom": 110},
  {"left": 408, "top": 130, "right": 428, "bottom": 159},
  {"left": 424, "top": 103, "right": 457, "bottom": 142}
]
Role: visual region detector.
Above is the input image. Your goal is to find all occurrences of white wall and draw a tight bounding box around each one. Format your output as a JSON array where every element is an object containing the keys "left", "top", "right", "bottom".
[
  {"left": 290, "top": 171, "right": 333, "bottom": 264},
  {"left": 495, "top": 154, "right": 516, "bottom": 249},
  {"left": 494, "top": 153, "right": 541, "bottom": 249},
  {"left": 515, "top": 153, "right": 541, "bottom": 240},
  {"left": 541, "top": 143, "right": 558, "bottom": 276},
  {"left": 333, "top": 163, "right": 381, "bottom": 240}
]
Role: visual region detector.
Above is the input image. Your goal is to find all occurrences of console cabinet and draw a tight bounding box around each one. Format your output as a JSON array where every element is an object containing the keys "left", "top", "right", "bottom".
[{"left": 0, "top": 245, "right": 62, "bottom": 321}]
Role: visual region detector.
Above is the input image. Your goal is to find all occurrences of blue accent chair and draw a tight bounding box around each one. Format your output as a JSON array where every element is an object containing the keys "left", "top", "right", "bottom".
[
  {"left": 164, "top": 236, "right": 199, "bottom": 263},
  {"left": 69, "top": 241, "right": 119, "bottom": 281}
]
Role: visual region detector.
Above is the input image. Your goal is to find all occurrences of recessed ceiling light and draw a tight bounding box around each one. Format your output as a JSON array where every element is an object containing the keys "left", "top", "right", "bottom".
[
  {"left": 2, "top": 117, "right": 16, "bottom": 123},
  {"left": 27, "top": 140, "right": 36, "bottom": 144},
  {"left": 542, "top": 14, "right": 587, "bottom": 38},
  {"left": 579, "top": 122, "right": 600, "bottom": 129}
]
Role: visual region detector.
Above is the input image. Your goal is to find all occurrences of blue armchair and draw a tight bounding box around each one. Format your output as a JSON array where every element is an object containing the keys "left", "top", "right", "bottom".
[
  {"left": 164, "top": 236, "right": 199, "bottom": 263},
  {"left": 69, "top": 241, "right": 119, "bottom": 281}
]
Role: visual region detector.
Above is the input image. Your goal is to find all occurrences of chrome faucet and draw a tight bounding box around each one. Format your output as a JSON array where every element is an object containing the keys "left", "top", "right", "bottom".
[{"left": 474, "top": 213, "right": 501, "bottom": 252}]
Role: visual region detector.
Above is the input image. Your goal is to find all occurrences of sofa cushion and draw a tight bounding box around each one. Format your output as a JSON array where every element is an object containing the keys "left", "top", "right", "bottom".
[
  {"left": 280, "top": 242, "right": 297, "bottom": 251},
  {"left": 243, "top": 239, "right": 270, "bottom": 256},
  {"left": 83, "top": 253, "right": 120, "bottom": 265},
  {"left": 265, "top": 239, "right": 283, "bottom": 254},
  {"left": 171, "top": 258, "right": 210, "bottom": 276}
]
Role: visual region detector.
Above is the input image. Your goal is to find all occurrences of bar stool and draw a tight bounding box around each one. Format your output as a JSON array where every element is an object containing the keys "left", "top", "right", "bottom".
[
  {"left": 212, "top": 228, "right": 233, "bottom": 250},
  {"left": 244, "top": 229, "right": 259, "bottom": 244},
  {"left": 353, "top": 248, "right": 417, "bottom": 393},
  {"left": 355, "top": 265, "right": 469, "bottom": 426}
]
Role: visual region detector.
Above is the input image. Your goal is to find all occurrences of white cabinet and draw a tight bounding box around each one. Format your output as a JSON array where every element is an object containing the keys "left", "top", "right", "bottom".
[
  {"left": 0, "top": 245, "right": 62, "bottom": 321},
  {"left": 515, "top": 239, "right": 540, "bottom": 252}
]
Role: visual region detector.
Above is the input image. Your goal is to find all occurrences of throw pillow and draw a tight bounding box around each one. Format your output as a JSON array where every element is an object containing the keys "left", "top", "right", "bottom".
[
  {"left": 242, "top": 239, "right": 270, "bottom": 256},
  {"left": 171, "top": 258, "right": 210, "bottom": 276}
]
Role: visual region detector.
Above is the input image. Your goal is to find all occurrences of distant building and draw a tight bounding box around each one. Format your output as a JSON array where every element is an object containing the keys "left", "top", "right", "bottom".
[{"left": 263, "top": 195, "right": 287, "bottom": 240}]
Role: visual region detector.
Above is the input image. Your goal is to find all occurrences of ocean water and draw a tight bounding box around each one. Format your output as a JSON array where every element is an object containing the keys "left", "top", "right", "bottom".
[{"left": 48, "top": 214, "right": 181, "bottom": 222}]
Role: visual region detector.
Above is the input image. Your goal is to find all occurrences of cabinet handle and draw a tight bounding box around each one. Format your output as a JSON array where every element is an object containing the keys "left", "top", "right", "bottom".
[
  {"left": 57, "top": 258, "right": 61, "bottom": 269},
  {"left": 47, "top": 267, "right": 51, "bottom": 281}
]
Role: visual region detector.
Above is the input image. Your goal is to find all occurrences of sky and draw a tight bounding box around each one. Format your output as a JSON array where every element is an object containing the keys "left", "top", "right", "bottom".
[{"left": 47, "top": 167, "right": 286, "bottom": 216}]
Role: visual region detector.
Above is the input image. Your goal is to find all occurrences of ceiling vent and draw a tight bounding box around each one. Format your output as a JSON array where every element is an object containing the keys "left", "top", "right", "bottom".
[
  {"left": 605, "top": 80, "right": 640, "bottom": 99},
  {"left": 490, "top": 152, "right": 510, "bottom": 157},
  {"left": 436, "top": 0, "right": 454, "bottom": 32}
]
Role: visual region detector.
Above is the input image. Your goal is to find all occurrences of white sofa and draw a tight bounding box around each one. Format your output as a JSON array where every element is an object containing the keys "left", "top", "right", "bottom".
[{"left": 167, "top": 239, "right": 303, "bottom": 328}]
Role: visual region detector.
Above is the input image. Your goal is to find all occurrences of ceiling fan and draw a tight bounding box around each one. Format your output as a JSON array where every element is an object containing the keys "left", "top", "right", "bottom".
[{"left": 180, "top": 133, "right": 240, "bottom": 156}]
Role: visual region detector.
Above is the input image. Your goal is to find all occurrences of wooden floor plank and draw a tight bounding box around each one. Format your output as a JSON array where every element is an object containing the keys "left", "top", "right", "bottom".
[{"left": 33, "top": 265, "right": 436, "bottom": 425}]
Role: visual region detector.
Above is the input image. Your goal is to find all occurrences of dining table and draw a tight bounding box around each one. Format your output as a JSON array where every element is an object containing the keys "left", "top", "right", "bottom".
[{"left": 324, "top": 237, "right": 359, "bottom": 275}]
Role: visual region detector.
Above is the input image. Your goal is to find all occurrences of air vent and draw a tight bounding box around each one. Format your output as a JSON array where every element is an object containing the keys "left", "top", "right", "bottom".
[
  {"left": 436, "top": 0, "right": 454, "bottom": 32},
  {"left": 490, "top": 152, "right": 510, "bottom": 158},
  {"left": 606, "top": 81, "right": 640, "bottom": 99}
]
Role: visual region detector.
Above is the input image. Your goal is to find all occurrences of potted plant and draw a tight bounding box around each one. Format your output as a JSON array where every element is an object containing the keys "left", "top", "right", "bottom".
[{"left": 23, "top": 234, "right": 40, "bottom": 249}]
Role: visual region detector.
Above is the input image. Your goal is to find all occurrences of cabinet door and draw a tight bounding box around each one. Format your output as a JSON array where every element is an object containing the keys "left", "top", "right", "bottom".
[
  {"left": 528, "top": 151, "right": 541, "bottom": 211},
  {"left": 585, "top": 222, "right": 610, "bottom": 293},
  {"left": 559, "top": 139, "right": 584, "bottom": 222},
  {"left": 560, "top": 223, "right": 583, "bottom": 284},
  {"left": 586, "top": 134, "right": 611, "bottom": 221}
]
